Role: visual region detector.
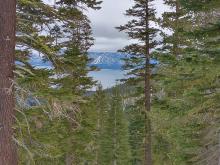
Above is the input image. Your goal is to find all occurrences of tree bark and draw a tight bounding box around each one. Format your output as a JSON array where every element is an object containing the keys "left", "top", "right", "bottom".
[
  {"left": 144, "top": 0, "right": 152, "bottom": 165},
  {"left": 0, "top": 0, "right": 18, "bottom": 164},
  {"left": 95, "top": 102, "right": 101, "bottom": 165},
  {"left": 65, "top": 153, "right": 74, "bottom": 165},
  {"left": 173, "top": 0, "right": 180, "bottom": 57},
  {"left": 113, "top": 101, "right": 117, "bottom": 165}
]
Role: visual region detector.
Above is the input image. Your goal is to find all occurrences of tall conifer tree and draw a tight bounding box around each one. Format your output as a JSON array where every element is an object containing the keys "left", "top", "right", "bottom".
[
  {"left": 93, "top": 85, "right": 108, "bottom": 165},
  {"left": 0, "top": 0, "right": 18, "bottom": 164},
  {"left": 15, "top": 0, "right": 102, "bottom": 163},
  {"left": 117, "top": 0, "right": 158, "bottom": 164},
  {"left": 161, "top": 0, "right": 189, "bottom": 57},
  {"left": 151, "top": 1, "right": 220, "bottom": 164},
  {"left": 100, "top": 88, "right": 131, "bottom": 165}
]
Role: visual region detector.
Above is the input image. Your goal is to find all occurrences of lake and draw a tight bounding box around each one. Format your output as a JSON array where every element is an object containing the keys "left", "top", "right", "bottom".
[{"left": 89, "top": 69, "right": 127, "bottom": 90}]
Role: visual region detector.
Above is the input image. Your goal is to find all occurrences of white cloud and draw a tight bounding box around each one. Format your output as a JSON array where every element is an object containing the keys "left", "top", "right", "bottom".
[{"left": 87, "top": 0, "right": 169, "bottom": 52}]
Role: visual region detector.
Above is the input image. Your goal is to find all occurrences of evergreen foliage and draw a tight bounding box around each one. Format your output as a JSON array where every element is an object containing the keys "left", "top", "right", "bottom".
[
  {"left": 1, "top": 0, "right": 220, "bottom": 164},
  {"left": 160, "top": 0, "right": 190, "bottom": 57},
  {"left": 117, "top": 0, "right": 159, "bottom": 164},
  {"left": 100, "top": 88, "right": 131, "bottom": 165}
]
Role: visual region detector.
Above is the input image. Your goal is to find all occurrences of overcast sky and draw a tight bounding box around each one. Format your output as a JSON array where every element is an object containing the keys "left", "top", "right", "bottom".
[
  {"left": 87, "top": 0, "right": 169, "bottom": 52},
  {"left": 45, "top": 0, "right": 169, "bottom": 52}
]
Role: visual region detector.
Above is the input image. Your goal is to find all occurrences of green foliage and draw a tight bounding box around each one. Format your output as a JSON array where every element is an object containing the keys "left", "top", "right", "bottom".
[
  {"left": 100, "top": 88, "right": 131, "bottom": 165},
  {"left": 151, "top": 2, "right": 220, "bottom": 162},
  {"left": 160, "top": 0, "right": 191, "bottom": 57},
  {"left": 14, "top": 0, "right": 220, "bottom": 165},
  {"left": 126, "top": 106, "right": 145, "bottom": 165},
  {"left": 15, "top": 0, "right": 101, "bottom": 164}
]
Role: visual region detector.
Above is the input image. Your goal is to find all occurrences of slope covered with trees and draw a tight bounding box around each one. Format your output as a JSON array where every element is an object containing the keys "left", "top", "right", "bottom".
[{"left": 0, "top": 0, "right": 220, "bottom": 164}]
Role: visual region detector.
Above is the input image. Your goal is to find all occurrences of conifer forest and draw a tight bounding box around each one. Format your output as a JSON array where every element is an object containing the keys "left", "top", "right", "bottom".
[{"left": 0, "top": 0, "right": 220, "bottom": 164}]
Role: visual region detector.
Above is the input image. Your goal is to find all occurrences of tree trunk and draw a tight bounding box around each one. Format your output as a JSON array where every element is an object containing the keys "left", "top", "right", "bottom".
[
  {"left": 144, "top": 55, "right": 152, "bottom": 165},
  {"left": 144, "top": 0, "right": 152, "bottom": 165},
  {"left": 0, "top": 0, "right": 18, "bottom": 164},
  {"left": 65, "top": 153, "right": 74, "bottom": 165},
  {"left": 95, "top": 104, "right": 101, "bottom": 165},
  {"left": 113, "top": 102, "right": 117, "bottom": 165},
  {"left": 173, "top": 0, "right": 180, "bottom": 57}
]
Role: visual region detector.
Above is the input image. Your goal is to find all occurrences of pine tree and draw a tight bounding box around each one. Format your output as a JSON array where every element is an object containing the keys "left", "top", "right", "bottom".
[
  {"left": 15, "top": 0, "right": 102, "bottom": 163},
  {"left": 127, "top": 106, "right": 145, "bottom": 165},
  {"left": 56, "top": 0, "right": 102, "bottom": 10},
  {"left": 92, "top": 85, "right": 109, "bottom": 165},
  {"left": 161, "top": 0, "right": 190, "bottom": 57},
  {"left": 0, "top": 0, "right": 18, "bottom": 164},
  {"left": 100, "top": 88, "right": 131, "bottom": 165},
  {"left": 117, "top": 0, "right": 159, "bottom": 164},
  {"left": 150, "top": 1, "right": 220, "bottom": 164},
  {"left": 180, "top": 1, "right": 220, "bottom": 164}
]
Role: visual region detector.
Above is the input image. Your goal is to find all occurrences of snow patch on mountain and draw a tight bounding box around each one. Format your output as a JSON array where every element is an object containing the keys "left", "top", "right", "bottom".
[
  {"left": 92, "top": 56, "right": 103, "bottom": 64},
  {"left": 89, "top": 52, "right": 126, "bottom": 69}
]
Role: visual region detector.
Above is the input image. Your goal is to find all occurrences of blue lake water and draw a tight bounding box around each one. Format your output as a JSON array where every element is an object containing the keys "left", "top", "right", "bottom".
[{"left": 89, "top": 69, "right": 127, "bottom": 90}]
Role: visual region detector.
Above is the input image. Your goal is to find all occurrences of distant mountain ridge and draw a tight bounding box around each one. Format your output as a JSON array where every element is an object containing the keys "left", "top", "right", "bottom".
[
  {"left": 89, "top": 52, "right": 126, "bottom": 70},
  {"left": 28, "top": 52, "right": 127, "bottom": 70},
  {"left": 28, "top": 52, "right": 158, "bottom": 70}
]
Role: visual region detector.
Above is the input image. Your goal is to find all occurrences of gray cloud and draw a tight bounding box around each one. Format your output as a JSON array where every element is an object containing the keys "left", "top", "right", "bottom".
[
  {"left": 92, "top": 23, "right": 127, "bottom": 39},
  {"left": 90, "top": 37, "right": 133, "bottom": 52},
  {"left": 87, "top": 0, "right": 169, "bottom": 52},
  {"left": 86, "top": 0, "right": 133, "bottom": 51}
]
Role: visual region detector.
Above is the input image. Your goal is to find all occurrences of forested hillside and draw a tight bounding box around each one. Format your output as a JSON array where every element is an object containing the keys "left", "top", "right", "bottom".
[{"left": 0, "top": 0, "right": 220, "bottom": 165}]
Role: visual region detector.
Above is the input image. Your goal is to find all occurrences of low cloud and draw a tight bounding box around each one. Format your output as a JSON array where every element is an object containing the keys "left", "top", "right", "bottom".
[
  {"left": 90, "top": 37, "right": 132, "bottom": 52},
  {"left": 92, "top": 23, "right": 127, "bottom": 39}
]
